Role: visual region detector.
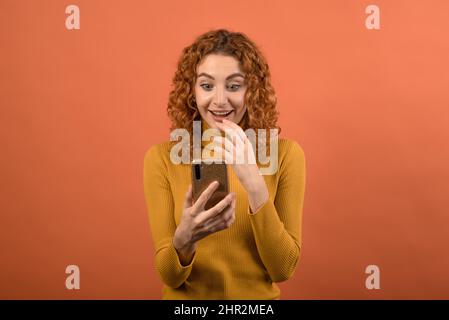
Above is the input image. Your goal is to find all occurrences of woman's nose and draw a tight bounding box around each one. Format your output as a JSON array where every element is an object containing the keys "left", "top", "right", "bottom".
[{"left": 213, "top": 87, "right": 228, "bottom": 106}]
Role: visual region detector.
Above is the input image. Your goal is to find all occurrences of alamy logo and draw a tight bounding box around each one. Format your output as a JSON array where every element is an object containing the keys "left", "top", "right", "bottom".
[
  {"left": 365, "top": 264, "right": 381, "bottom": 290},
  {"left": 65, "top": 265, "right": 80, "bottom": 290},
  {"left": 65, "top": 5, "right": 80, "bottom": 30},
  {"left": 365, "top": 5, "right": 380, "bottom": 30},
  {"left": 169, "top": 121, "right": 279, "bottom": 175}
]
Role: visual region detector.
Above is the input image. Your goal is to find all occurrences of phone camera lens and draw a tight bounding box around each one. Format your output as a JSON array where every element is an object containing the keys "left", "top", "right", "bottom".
[{"left": 194, "top": 164, "right": 201, "bottom": 180}]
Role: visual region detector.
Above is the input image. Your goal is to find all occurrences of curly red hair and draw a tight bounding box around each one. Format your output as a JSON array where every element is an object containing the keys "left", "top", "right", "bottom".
[{"left": 167, "top": 29, "right": 281, "bottom": 135}]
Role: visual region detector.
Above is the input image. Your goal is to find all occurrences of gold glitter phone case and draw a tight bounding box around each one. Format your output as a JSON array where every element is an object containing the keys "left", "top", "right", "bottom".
[{"left": 191, "top": 161, "right": 229, "bottom": 210}]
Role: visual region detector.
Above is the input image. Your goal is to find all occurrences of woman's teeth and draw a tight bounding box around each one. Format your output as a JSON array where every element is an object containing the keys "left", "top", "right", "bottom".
[{"left": 210, "top": 110, "right": 233, "bottom": 116}]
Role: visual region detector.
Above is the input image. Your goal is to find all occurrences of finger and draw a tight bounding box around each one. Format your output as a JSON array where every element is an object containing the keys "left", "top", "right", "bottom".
[
  {"left": 210, "top": 138, "right": 235, "bottom": 164},
  {"left": 215, "top": 122, "right": 244, "bottom": 148},
  {"left": 202, "top": 198, "right": 236, "bottom": 231},
  {"left": 222, "top": 119, "right": 248, "bottom": 143},
  {"left": 221, "top": 196, "right": 236, "bottom": 222},
  {"left": 218, "top": 126, "right": 248, "bottom": 165},
  {"left": 213, "top": 136, "right": 247, "bottom": 165},
  {"left": 234, "top": 133, "right": 246, "bottom": 164},
  {"left": 195, "top": 192, "right": 235, "bottom": 225},
  {"left": 183, "top": 184, "right": 193, "bottom": 208},
  {"left": 212, "top": 136, "right": 234, "bottom": 153},
  {"left": 192, "top": 180, "right": 220, "bottom": 212},
  {"left": 215, "top": 121, "right": 235, "bottom": 142},
  {"left": 204, "top": 195, "right": 236, "bottom": 227},
  {"left": 217, "top": 120, "right": 247, "bottom": 149},
  {"left": 219, "top": 122, "right": 256, "bottom": 165}
]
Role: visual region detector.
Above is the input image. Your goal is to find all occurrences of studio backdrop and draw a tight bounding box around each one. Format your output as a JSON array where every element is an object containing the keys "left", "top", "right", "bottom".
[{"left": 1, "top": 0, "right": 448, "bottom": 299}]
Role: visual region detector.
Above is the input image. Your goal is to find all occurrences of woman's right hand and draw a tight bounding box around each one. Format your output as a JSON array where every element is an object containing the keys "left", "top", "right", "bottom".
[{"left": 173, "top": 181, "right": 236, "bottom": 254}]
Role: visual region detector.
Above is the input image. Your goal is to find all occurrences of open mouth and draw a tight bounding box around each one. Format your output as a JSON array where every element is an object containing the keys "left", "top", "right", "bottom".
[{"left": 209, "top": 110, "right": 234, "bottom": 117}]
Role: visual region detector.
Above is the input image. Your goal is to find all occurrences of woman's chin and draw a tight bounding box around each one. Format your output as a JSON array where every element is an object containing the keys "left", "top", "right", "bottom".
[{"left": 209, "top": 116, "right": 234, "bottom": 128}]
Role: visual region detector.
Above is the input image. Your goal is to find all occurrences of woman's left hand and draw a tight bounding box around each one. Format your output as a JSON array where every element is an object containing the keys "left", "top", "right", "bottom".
[{"left": 212, "top": 119, "right": 269, "bottom": 213}]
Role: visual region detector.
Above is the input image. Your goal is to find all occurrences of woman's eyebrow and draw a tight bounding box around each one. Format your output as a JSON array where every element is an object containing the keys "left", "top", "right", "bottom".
[{"left": 197, "top": 72, "right": 245, "bottom": 80}]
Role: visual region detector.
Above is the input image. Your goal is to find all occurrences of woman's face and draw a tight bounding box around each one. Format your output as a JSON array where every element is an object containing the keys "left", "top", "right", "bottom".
[{"left": 194, "top": 54, "right": 247, "bottom": 129}]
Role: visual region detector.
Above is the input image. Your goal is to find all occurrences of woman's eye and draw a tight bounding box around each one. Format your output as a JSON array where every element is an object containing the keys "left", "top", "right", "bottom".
[
  {"left": 200, "top": 84, "right": 212, "bottom": 90},
  {"left": 200, "top": 84, "right": 241, "bottom": 91}
]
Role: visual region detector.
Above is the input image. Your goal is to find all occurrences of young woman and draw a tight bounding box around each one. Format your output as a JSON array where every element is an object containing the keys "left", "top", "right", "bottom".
[{"left": 143, "top": 29, "right": 306, "bottom": 299}]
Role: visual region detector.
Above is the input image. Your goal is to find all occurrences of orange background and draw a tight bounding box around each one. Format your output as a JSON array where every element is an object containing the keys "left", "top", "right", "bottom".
[{"left": 1, "top": 0, "right": 449, "bottom": 299}]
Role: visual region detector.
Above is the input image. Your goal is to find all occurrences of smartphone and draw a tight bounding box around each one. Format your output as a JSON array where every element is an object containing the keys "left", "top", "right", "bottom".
[{"left": 191, "top": 160, "right": 229, "bottom": 210}]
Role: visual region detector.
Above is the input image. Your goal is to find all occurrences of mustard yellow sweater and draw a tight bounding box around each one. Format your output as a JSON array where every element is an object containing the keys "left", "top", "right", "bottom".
[{"left": 143, "top": 123, "right": 306, "bottom": 299}]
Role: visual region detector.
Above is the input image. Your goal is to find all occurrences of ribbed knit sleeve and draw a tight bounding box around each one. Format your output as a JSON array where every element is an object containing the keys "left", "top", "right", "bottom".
[
  {"left": 247, "top": 139, "right": 306, "bottom": 282},
  {"left": 143, "top": 144, "right": 196, "bottom": 288}
]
